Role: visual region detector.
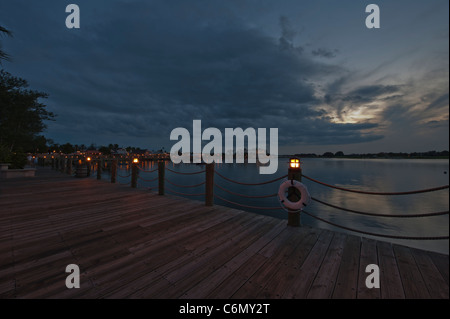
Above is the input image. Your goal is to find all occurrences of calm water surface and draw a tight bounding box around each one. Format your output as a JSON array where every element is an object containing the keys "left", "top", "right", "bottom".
[{"left": 106, "top": 158, "right": 449, "bottom": 254}]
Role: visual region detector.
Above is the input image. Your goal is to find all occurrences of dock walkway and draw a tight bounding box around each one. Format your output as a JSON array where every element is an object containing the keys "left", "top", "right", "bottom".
[{"left": 0, "top": 168, "right": 448, "bottom": 298}]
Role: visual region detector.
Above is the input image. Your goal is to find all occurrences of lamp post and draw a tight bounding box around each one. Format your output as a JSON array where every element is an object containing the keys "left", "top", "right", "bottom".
[
  {"left": 131, "top": 158, "right": 139, "bottom": 188},
  {"left": 86, "top": 157, "right": 91, "bottom": 176},
  {"left": 288, "top": 157, "right": 302, "bottom": 227}
]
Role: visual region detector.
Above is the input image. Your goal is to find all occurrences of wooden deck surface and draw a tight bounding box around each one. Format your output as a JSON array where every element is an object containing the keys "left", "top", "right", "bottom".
[{"left": 0, "top": 168, "right": 448, "bottom": 299}]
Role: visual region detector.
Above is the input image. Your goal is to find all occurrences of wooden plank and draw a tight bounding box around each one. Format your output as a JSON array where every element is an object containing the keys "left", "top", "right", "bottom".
[
  {"left": 411, "top": 248, "right": 449, "bottom": 298},
  {"left": 230, "top": 226, "right": 306, "bottom": 298},
  {"left": 428, "top": 252, "right": 449, "bottom": 285},
  {"left": 180, "top": 219, "right": 285, "bottom": 299},
  {"left": 377, "top": 241, "right": 405, "bottom": 299},
  {"left": 157, "top": 216, "right": 274, "bottom": 298},
  {"left": 206, "top": 254, "right": 268, "bottom": 299},
  {"left": 357, "top": 237, "right": 380, "bottom": 299},
  {"left": 98, "top": 214, "right": 264, "bottom": 298},
  {"left": 307, "top": 232, "right": 346, "bottom": 299},
  {"left": 393, "top": 245, "right": 431, "bottom": 298},
  {"left": 282, "top": 230, "right": 334, "bottom": 298},
  {"left": 332, "top": 235, "right": 360, "bottom": 299},
  {"left": 257, "top": 227, "right": 322, "bottom": 298}
]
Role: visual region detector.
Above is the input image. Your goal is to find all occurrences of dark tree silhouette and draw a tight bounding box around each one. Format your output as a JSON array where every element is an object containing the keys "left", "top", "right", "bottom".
[
  {"left": 0, "top": 70, "right": 55, "bottom": 152},
  {"left": 0, "top": 25, "right": 12, "bottom": 63}
]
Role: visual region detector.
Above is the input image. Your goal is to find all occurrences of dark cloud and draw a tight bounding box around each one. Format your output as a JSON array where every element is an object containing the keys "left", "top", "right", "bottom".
[
  {"left": 1, "top": 0, "right": 447, "bottom": 152},
  {"left": 426, "top": 92, "right": 449, "bottom": 111},
  {"left": 311, "top": 48, "right": 338, "bottom": 58}
]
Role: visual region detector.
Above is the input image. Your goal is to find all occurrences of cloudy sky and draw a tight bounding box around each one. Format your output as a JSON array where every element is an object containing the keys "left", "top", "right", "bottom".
[{"left": 1, "top": 0, "right": 448, "bottom": 154}]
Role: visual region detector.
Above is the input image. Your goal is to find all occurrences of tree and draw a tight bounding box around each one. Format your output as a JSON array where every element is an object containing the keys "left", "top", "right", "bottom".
[
  {"left": 335, "top": 151, "right": 344, "bottom": 157},
  {"left": 31, "top": 135, "right": 49, "bottom": 153},
  {"left": 0, "top": 70, "right": 55, "bottom": 153},
  {"left": 60, "top": 142, "right": 75, "bottom": 154},
  {"left": 99, "top": 145, "right": 111, "bottom": 155},
  {"left": 0, "top": 25, "right": 12, "bottom": 63}
]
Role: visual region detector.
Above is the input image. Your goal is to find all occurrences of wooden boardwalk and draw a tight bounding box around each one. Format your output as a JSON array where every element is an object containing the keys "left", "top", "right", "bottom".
[{"left": 0, "top": 168, "right": 448, "bottom": 299}]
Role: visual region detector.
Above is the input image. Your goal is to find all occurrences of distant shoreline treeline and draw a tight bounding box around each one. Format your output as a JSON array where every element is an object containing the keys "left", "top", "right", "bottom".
[{"left": 282, "top": 150, "right": 449, "bottom": 159}]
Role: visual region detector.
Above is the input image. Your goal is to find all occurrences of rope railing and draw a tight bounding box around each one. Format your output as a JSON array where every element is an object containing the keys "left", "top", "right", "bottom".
[
  {"left": 214, "top": 183, "right": 278, "bottom": 199},
  {"left": 165, "top": 178, "right": 206, "bottom": 188},
  {"left": 302, "top": 210, "right": 449, "bottom": 240},
  {"left": 214, "top": 171, "right": 288, "bottom": 186},
  {"left": 60, "top": 157, "right": 447, "bottom": 242},
  {"left": 165, "top": 167, "right": 206, "bottom": 175},
  {"left": 214, "top": 194, "right": 283, "bottom": 211},
  {"left": 302, "top": 174, "right": 449, "bottom": 195},
  {"left": 311, "top": 196, "right": 449, "bottom": 218}
]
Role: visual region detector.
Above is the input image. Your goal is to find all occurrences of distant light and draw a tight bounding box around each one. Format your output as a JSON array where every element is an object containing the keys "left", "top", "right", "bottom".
[
  {"left": 133, "top": 158, "right": 139, "bottom": 164},
  {"left": 86, "top": 157, "right": 91, "bottom": 162},
  {"left": 289, "top": 157, "right": 300, "bottom": 170}
]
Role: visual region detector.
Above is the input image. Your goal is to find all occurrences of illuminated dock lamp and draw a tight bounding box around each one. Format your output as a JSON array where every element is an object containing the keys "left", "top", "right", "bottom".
[
  {"left": 133, "top": 158, "right": 139, "bottom": 164},
  {"left": 86, "top": 157, "right": 92, "bottom": 162},
  {"left": 289, "top": 157, "right": 300, "bottom": 170}
]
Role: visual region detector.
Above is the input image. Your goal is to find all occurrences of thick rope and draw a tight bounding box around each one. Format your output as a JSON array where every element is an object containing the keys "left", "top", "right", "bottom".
[
  {"left": 302, "top": 210, "right": 449, "bottom": 240},
  {"left": 302, "top": 174, "right": 449, "bottom": 195},
  {"left": 214, "top": 194, "right": 283, "bottom": 211},
  {"left": 165, "top": 167, "right": 206, "bottom": 175},
  {"left": 214, "top": 183, "right": 278, "bottom": 199},
  {"left": 214, "top": 171, "right": 288, "bottom": 186},
  {"left": 311, "top": 197, "right": 449, "bottom": 218}
]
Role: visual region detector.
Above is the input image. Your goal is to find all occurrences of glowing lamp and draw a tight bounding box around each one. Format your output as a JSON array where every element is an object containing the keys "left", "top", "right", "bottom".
[
  {"left": 86, "top": 157, "right": 91, "bottom": 162},
  {"left": 289, "top": 157, "right": 300, "bottom": 170},
  {"left": 133, "top": 158, "right": 139, "bottom": 164}
]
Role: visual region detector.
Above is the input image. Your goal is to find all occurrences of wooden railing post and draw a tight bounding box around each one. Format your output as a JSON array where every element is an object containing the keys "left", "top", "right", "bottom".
[
  {"left": 55, "top": 158, "right": 59, "bottom": 170},
  {"left": 158, "top": 161, "right": 165, "bottom": 195},
  {"left": 60, "top": 158, "right": 65, "bottom": 173},
  {"left": 67, "top": 158, "right": 73, "bottom": 175},
  {"left": 111, "top": 159, "right": 117, "bottom": 183},
  {"left": 131, "top": 162, "right": 138, "bottom": 188},
  {"left": 287, "top": 162, "right": 302, "bottom": 227},
  {"left": 97, "top": 159, "right": 102, "bottom": 180},
  {"left": 205, "top": 163, "right": 214, "bottom": 206},
  {"left": 51, "top": 158, "right": 55, "bottom": 170}
]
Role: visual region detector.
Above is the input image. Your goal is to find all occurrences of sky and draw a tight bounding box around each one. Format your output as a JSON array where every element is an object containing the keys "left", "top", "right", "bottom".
[{"left": 0, "top": 0, "right": 448, "bottom": 154}]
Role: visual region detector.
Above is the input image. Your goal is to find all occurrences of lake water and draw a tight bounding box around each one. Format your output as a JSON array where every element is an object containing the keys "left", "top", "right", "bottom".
[{"left": 101, "top": 158, "right": 449, "bottom": 254}]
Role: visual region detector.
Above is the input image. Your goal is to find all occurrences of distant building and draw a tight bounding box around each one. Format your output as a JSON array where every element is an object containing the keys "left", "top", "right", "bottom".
[{"left": 85, "top": 149, "right": 102, "bottom": 156}]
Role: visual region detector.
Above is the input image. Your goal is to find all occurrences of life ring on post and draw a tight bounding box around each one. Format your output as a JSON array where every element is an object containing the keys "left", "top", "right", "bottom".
[{"left": 278, "top": 180, "right": 311, "bottom": 211}]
